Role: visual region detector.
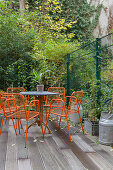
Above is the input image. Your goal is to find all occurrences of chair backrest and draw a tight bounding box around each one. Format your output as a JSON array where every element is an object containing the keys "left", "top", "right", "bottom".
[
  {"left": 71, "top": 91, "right": 83, "bottom": 109},
  {"left": 0, "top": 94, "right": 6, "bottom": 111},
  {"left": 8, "top": 94, "right": 40, "bottom": 120},
  {"left": 1, "top": 93, "right": 26, "bottom": 109},
  {"left": 49, "top": 98, "right": 66, "bottom": 116},
  {"left": 7, "top": 87, "right": 25, "bottom": 93},
  {"left": 0, "top": 93, "right": 17, "bottom": 116},
  {"left": 4, "top": 97, "right": 18, "bottom": 115},
  {"left": 67, "top": 96, "right": 79, "bottom": 113},
  {"left": 27, "top": 99, "right": 40, "bottom": 118},
  {"left": 11, "top": 93, "right": 26, "bottom": 109},
  {"left": 6, "top": 87, "right": 30, "bottom": 105},
  {"left": 45, "top": 87, "right": 65, "bottom": 105}
]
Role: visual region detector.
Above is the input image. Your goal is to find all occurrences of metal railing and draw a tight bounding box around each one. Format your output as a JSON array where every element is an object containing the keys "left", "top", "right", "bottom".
[{"left": 66, "top": 33, "right": 113, "bottom": 118}]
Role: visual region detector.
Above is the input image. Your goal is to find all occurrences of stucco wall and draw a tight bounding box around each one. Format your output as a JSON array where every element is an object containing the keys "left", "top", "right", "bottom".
[{"left": 88, "top": 0, "right": 113, "bottom": 37}]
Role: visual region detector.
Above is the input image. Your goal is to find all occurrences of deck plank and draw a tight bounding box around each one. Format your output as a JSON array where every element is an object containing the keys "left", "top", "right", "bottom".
[
  {"left": 87, "top": 152, "right": 113, "bottom": 170},
  {"left": 52, "top": 135, "right": 68, "bottom": 149},
  {"left": 72, "top": 135, "right": 95, "bottom": 152},
  {"left": 18, "top": 158, "right": 32, "bottom": 170},
  {"left": 1, "top": 118, "right": 113, "bottom": 170},
  {"left": 83, "top": 134, "right": 113, "bottom": 166},
  {"left": 16, "top": 127, "right": 33, "bottom": 170},
  {"left": 27, "top": 137, "right": 45, "bottom": 170},
  {"left": 0, "top": 119, "right": 8, "bottom": 170},
  {"left": 16, "top": 135, "right": 29, "bottom": 159},
  {"left": 48, "top": 121, "right": 100, "bottom": 170},
  {"left": 45, "top": 136, "right": 72, "bottom": 170},
  {"left": 0, "top": 133, "right": 8, "bottom": 170},
  {"left": 5, "top": 120, "right": 18, "bottom": 170},
  {"left": 80, "top": 134, "right": 113, "bottom": 167},
  {"left": 36, "top": 136, "right": 64, "bottom": 170},
  {"left": 93, "top": 146, "right": 113, "bottom": 167},
  {"left": 62, "top": 149, "right": 86, "bottom": 170}
]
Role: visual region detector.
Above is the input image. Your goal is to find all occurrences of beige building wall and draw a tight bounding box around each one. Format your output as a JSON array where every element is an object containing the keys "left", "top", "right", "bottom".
[{"left": 87, "top": 0, "right": 113, "bottom": 37}]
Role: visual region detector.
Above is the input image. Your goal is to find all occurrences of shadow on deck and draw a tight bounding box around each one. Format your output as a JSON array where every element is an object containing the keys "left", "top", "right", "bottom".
[{"left": 0, "top": 118, "right": 113, "bottom": 170}]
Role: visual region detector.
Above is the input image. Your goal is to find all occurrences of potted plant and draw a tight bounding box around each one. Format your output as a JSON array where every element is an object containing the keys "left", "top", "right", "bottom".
[{"left": 33, "top": 69, "right": 44, "bottom": 91}]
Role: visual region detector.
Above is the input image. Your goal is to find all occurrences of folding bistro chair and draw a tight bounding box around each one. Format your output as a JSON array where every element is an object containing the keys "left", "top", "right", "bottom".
[
  {"left": 6, "top": 87, "right": 29, "bottom": 105},
  {"left": 1, "top": 92, "right": 26, "bottom": 130},
  {"left": 7, "top": 87, "right": 25, "bottom": 93},
  {"left": 43, "top": 87, "right": 65, "bottom": 119},
  {"left": 43, "top": 98, "right": 72, "bottom": 140},
  {"left": 43, "top": 91, "right": 84, "bottom": 141},
  {"left": 0, "top": 94, "right": 17, "bottom": 135},
  {"left": 7, "top": 93, "right": 44, "bottom": 147},
  {"left": 69, "top": 91, "right": 84, "bottom": 133}
]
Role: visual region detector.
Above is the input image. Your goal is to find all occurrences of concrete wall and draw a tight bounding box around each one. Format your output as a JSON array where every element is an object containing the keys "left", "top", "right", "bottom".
[{"left": 88, "top": 0, "right": 113, "bottom": 37}]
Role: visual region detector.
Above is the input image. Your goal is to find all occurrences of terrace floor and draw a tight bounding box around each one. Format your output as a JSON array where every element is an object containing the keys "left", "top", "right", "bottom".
[{"left": 0, "top": 118, "right": 113, "bottom": 170}]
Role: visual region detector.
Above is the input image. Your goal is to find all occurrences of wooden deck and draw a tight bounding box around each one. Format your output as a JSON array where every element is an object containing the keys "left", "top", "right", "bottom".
[{"left": 0, "top": 118, "right": 113, "bottom": 170}]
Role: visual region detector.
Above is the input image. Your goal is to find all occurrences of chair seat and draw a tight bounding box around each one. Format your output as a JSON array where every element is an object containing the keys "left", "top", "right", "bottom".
[
  {"left": 0, "top": 109, "right": 3, "bottom": 114},
  {"left": 47, "top": 108, "right": 66, "bottom": 117},
  {"left": 0, "top": 106, "right": 20, "bottom": 114},
  {"left": 47, "top": 107, "right": 78, "bottom": 116},
  {"left": 14, "top": 110, "right": 39, "bottom": 120}
]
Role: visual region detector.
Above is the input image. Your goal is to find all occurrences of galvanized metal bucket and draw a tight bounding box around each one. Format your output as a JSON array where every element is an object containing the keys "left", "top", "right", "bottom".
[{"left": 99, "top": 114, "right": 113, "bottom": 145}]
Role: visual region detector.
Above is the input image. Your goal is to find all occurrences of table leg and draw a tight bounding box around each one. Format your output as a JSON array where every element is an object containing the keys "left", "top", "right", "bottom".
[
  {"left": 28, "top": 95, "right": 52, "bottom": 134},
  {"left": 37, "top": 95, "right": 43, "bottom": 121}
]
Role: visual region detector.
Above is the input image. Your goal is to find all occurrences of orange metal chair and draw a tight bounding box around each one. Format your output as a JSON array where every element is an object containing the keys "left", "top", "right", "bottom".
[
  {"left": 43, "top": 91, "right": 84, "bottom": 141},
  {"left": 0, "top": 95, "right": 17, "bottom": 135},
  {"left": 43, "top": 98, "right": 72, "bottom": 141},
  {"left": 43, "top": 87, "right": 65, "bottom": 119},
  {"left": 6, "top": 87, "right": 29, "bottom": 105},
  {"left": 45, "top": 87, "right": 65, "bottom": 103},
  {"left": 5, "top": 93, "right": 44, "bottom": 147},
  {"left": 1, "top": 92, "right": 27, "bottom": 128},
  {"left": 6, "top": 87, "right": 25, "bottom": 93},
  {"left": 64, "top": 91, "right": 84, "bottom": 134},
  {"left": 71, "top": 91, "right": 83, "bottom": 109}
]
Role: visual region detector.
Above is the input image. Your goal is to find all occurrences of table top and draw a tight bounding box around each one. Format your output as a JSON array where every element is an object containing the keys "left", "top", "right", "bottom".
[{"left": 20, "top": 91, "right": 59, "bottom": 96}]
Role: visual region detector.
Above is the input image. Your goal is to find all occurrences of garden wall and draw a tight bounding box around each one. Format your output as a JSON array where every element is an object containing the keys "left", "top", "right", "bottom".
[{"left": 87, "top": 0, "right": 113, "bottom": 37}]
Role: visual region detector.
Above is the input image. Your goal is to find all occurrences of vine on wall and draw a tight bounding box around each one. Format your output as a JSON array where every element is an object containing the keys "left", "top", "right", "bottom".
[{"left": 36, "top": 0, "right": 102, "bottom": 40}]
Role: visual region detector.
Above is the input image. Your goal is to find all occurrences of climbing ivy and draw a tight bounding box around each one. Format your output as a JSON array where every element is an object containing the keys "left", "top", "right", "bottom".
[
  {"left": 33, "top": 0, "right": 102, "bottom": 41},
  {"left": 51, "top": 0, "right": 102, "bottom": 40}
]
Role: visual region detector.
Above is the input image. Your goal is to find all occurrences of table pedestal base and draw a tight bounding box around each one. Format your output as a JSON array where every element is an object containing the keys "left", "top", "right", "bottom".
[{"left": 28, "top": 119, "right": 52, "bottom": 134}]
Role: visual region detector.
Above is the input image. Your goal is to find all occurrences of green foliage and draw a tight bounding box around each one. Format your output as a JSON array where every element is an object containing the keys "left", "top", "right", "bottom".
[
  {"left": 0, "top": 0, "right": 80, "bottom": 90},
  {"left": 33, "top": 69, "right": 43, "bottom": 84},
  {"left": 37, "top": 0, "right": 102, "bottom": 40},
  {"left": 82, "top": 80, "right": 100, "bottom": 120},
  {"left": 4, "top": 54, "right": 34, "bottom": 88},
  {"left": 0, "top": 3, "right": 35, "bottom": 66}
]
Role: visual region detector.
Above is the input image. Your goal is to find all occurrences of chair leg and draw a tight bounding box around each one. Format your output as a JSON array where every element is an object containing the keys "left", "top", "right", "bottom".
[
  {"left": 5, "top": 117, "right": 7, "bottom": 124},
  {"left": 78, "top": 111, "right": 84, "bottom": 134},
  {"left": 18, "top": 119, "right": 20, "bottom": 134},
  {"left": 58, "top": 117, "right": 62, "bottom": 128},
  {"left": 39, "top": 114, "right": 44, "bottom": 137},
  {"left": 45, "top": 107, "right": 48, "bottom": 120},
  {"left": 19, "top": 120, "right": 23, "bottom": 129},
  {"left": 65, "top": 115, "right": 72, "bottom": 142},
  {"left": 25, "top": 121, "right": 28, "bottom": 148},
  {"left": 43, "top": 112, "right": 50, "bottom": 137},
  {"left": 0, "top": 115, "right": 5, "bottom": 135},
  {"left": 15, "top": 115, "right": 17, "bottom": 129},
  {"left": 11, "top": 117, "right": 17, "bottom": 135},
  {"left": 56, "top": 115, "right": 58, "bottom": 128}
]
